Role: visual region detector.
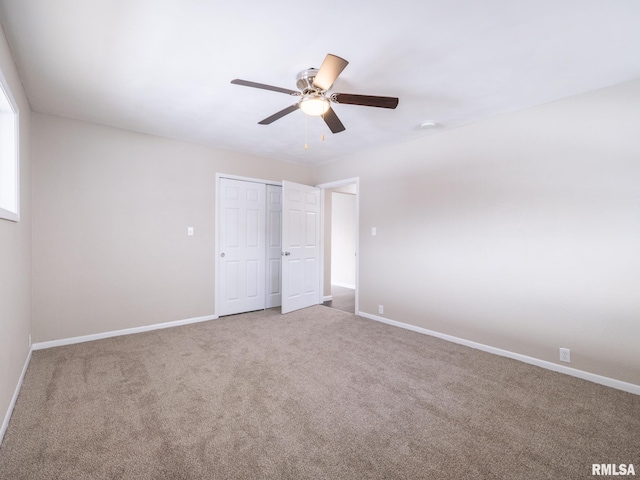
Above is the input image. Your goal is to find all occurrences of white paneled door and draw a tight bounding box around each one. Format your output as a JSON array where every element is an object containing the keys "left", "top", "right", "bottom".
[
  {"left": 266, "top": 184, "right": 283, "bottom": 308},
  {"left": 281, "top": 181, "right": 321, "bottom": 314},
  {"left": 218, "top": 178, "right": 267, "bottom": 316}
]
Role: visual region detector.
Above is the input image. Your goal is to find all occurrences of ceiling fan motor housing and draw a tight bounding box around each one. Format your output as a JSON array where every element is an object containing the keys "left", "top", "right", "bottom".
[{"left": 296, "top": 68, "right": 321, "bottom": 93}]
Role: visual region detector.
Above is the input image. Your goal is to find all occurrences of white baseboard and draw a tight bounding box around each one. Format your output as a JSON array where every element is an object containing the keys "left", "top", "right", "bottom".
[
  {"left": 331, "top": 282, "right": 355, "bottom": 290},
  {"left": 358, "top": 311, "right": 640, "bottom": 396},
  {"left": 32, "top": 314, "right": 218, "bottom": 351},
  {"left": 1, "top": 347, "right": 32, "bottom": 445},
  {"left": 323, "top": 295, "right": 333, "bottom": 302}
]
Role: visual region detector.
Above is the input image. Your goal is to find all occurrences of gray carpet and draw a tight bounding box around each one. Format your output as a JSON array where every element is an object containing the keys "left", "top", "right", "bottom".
[{"left": 1, "top": 306, "right": 638, "bottom": 479}]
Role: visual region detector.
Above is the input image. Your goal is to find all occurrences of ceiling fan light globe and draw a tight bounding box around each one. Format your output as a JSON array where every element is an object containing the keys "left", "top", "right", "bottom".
[{"left": 300, "top": 96, "right": 330, "bottom": 116}]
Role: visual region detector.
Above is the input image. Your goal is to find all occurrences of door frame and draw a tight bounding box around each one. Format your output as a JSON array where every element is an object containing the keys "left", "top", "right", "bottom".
[
  {"left": 215, "top": 173, "right": 282, "bottom": 318},
  {"left": 317, "top": 177, "right": 360, "bottom": 315},
  {"left": 215, "top": 174, "right": 360, "bottom": 317}
]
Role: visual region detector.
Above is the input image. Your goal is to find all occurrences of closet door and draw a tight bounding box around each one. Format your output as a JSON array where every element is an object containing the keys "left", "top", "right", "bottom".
[
  {"left": 266, "top": 185, "right": 283, "bottom": 308},
  {"left": 219, "top": 178, "right": 266, "bottom": 316}
]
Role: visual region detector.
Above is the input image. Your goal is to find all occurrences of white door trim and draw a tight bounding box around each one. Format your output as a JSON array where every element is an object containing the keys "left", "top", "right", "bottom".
[
  {"left": 317, "top": 177, "right": 360, "bottom": 314},
  {"left": 216, "top": 172, "right": 282, "bottom": 186}
]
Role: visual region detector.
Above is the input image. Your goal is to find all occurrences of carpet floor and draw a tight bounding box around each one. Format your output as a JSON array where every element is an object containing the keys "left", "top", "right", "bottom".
[{"left": 1, "top": 306, "right": 638, "bottom": 479}]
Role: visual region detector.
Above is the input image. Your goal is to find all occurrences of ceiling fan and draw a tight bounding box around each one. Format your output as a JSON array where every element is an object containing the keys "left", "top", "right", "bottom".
[{"left": 231, "top": 54, "right": 399, "bottom": 134}]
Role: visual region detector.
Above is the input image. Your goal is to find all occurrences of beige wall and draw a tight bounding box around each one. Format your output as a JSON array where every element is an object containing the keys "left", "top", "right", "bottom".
[
  {"left": 32, "top": 113, "right": 313, "bottom": 342},
  {"left": 315, "top": 78, "right": 640, "bottom": 385},
  {"left": 331, "top": 192, "right": 356, "bottom": 288},
  {"left": 0, "top": 25, "right": 31, "bottom": 436}
]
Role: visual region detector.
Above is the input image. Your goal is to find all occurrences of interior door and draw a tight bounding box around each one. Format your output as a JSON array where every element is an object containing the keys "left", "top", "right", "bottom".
[
  {"left": 219, "top": 178, "right": 266, "bottom": 316},
  {"left": 281, "top": 180, "right": 321, "bottom": 314},
  {"left": 266, "top": 184, "right": 283, "bottom": 308}
]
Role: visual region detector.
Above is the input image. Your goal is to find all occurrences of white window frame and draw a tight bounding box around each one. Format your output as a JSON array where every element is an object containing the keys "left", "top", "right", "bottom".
[{"left": 0, "top": 65, "right": 19, "bottom": 222}]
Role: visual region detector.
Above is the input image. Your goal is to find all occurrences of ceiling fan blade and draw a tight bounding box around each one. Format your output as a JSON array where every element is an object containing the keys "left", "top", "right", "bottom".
[
  {"left": 231, "top": 79, "right": 299, "bottom": 96},
  {"left": 313, "top": 54, "right": 349, "bottom": 91},
  {"left": 331, "top": 93, "right": 399, "bottom": 109},
  {"left": 322, "top": 106, "right": 346, "bottom": 134},
  {"left": 258, "top": 104, "right": 300, "bottom": 125}
]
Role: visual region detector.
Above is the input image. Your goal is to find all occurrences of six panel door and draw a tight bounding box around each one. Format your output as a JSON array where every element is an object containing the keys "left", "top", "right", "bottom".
[
  {"left": 218, "top": 178, "right": 266, "bottom": 316},
  {"left": 281, "top": 180, "right": 321, "bottom": 314},
  {"left": 266, "top": 184, "right": 283, "bottom": 308}
]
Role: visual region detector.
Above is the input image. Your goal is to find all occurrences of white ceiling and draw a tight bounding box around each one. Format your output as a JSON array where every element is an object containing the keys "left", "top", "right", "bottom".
[{"left": 1, "top": 1, "right": 640, "bottom": 165}]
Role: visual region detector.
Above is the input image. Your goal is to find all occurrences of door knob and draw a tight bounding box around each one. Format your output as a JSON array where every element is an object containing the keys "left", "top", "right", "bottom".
[
  {"left": 281, "top": 251, "right": 291, "bottom": 256},
  {"left": 220, "top": 253, "right": 225, "bottom": 257}
]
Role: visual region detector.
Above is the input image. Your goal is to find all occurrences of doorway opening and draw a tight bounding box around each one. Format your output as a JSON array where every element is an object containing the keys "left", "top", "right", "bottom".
[{"left": 318, "top": 178, "right": 359, "bottom": 315}]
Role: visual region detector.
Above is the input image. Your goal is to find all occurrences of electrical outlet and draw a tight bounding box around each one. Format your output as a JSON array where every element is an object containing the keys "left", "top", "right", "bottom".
[
  {"left": 378, "top": 305, "right": 384, "bottom": 315},
  {"left": 559, "top": 347, "right": 571, "bottom": 363},
  {"left": 187, "top": 227, "right": 194, "bottom": 236}
]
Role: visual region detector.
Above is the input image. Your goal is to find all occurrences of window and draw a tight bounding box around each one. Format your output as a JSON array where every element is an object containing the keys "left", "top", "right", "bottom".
[{"left": 0, "top": 66, "right": 18, "bottom": 222}]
